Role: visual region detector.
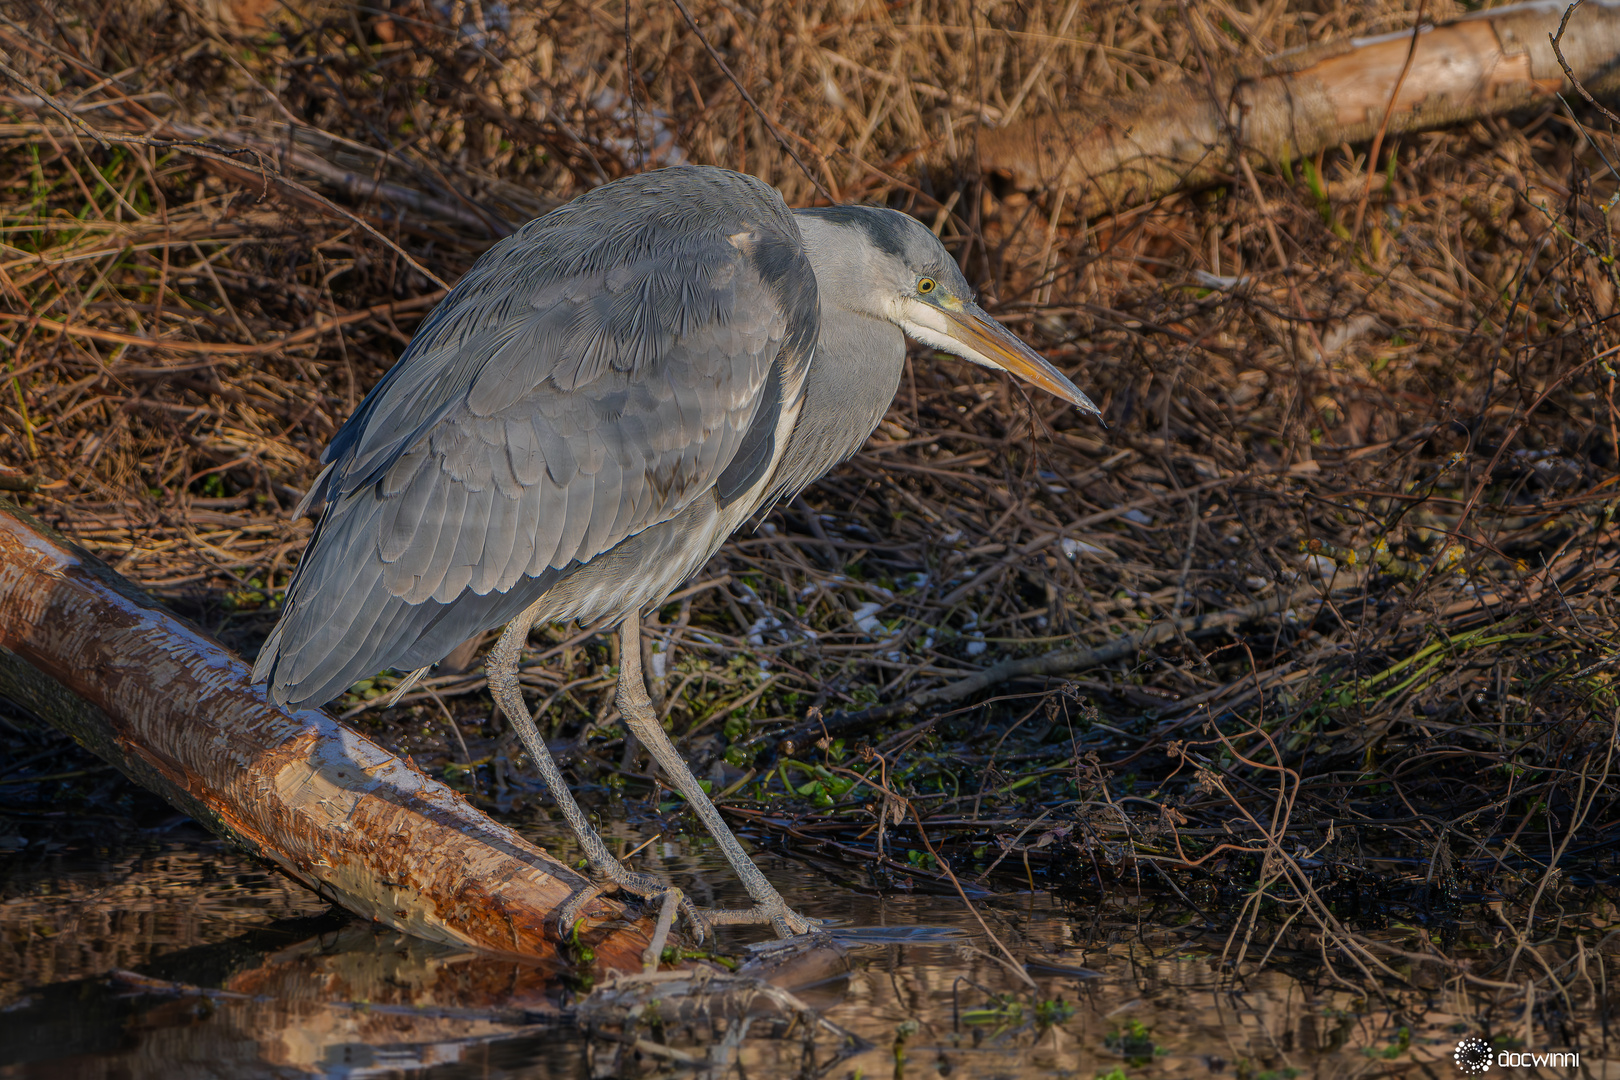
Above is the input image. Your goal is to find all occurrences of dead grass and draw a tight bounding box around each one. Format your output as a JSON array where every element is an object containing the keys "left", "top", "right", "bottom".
[{"left": 2, "top": 0, "right": 1620, "bottom": 1025}]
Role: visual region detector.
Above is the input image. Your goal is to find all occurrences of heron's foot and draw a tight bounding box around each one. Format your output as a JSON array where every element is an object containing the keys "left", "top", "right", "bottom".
[
  {"left": 557, "top": 863, "right": 712, "bottom": 946},
  {"left": 699, "top": 900, "right": 821, "bottom": 939}
]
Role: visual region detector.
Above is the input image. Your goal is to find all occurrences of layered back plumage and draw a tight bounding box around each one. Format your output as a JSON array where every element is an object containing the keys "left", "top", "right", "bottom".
[{"left": 255, "top": 167, "right": 818, "bottom": 706}]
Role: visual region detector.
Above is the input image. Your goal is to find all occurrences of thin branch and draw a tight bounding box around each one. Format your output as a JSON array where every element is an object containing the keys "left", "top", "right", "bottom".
[
  {"left": 909, "top": 802, "right": 1037, "bottom": 990},
  {"left": 1352, "top": 0, "right": 1427, "bottom": 244},
  {"left": 667, "top": 0, "right": 836, "bottom": 204},
  {"left": 1551, "top": 0, "right": 1620, "bottom": 128}
]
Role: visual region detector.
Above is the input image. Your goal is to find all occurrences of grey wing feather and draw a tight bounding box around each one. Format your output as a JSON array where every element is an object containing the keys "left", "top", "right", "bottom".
[
  {"left": 437, "top": 489, "right": 490, "bottom": 602},
  {"left": 256, "top": 167, "right": 817, "bottom": 707}
]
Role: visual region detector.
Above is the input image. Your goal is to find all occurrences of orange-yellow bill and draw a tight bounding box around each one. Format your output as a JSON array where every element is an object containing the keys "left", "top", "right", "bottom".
[{"left": 942, "top": 305, "right": 1102, "bottom": 418}]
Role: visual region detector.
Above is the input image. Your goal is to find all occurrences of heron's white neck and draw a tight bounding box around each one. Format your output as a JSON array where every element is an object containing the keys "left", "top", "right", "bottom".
[{"left": 769, "top": 216, "right": 908, "bottom": 500}]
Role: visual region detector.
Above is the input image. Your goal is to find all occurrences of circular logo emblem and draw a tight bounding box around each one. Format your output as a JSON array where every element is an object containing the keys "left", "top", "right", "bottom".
[{"left": 1455, "top": 1037, "right": 1492, "bottom": 1074}]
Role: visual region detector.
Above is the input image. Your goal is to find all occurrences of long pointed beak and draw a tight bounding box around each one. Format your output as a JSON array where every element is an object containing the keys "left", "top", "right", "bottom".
[{"left": 943, "top": 304, "right": 1102, "bottom": 418}]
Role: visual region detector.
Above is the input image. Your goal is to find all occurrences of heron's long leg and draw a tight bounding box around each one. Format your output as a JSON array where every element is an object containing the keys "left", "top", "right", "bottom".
[
  {"left": 616, "top": 610, "right": 816, "bottom": 938},
  {"left": 487, "top": 611, "right": 705, "bottom": 942}
]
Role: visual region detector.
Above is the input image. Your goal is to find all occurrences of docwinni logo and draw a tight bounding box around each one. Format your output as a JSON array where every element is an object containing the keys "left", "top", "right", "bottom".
[
  {"left": 1455, "top": 1037, "right": 1492, "bottom": 1074},
  {"left": 1454, "top": 1038, "right": 1583, "bottom": 1072},
  {"left": 1497, "top": 1051, "right": 1581, "bottom": 1068}
]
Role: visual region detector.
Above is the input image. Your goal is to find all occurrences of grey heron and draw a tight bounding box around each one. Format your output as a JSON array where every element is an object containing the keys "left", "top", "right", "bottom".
[{"left": 254, "top": 166, "right": 1099, "bottom": 939}]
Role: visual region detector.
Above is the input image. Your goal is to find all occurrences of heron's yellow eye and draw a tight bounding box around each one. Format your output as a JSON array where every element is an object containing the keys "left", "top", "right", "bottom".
[{"left": 918, "top": 277, "right": 937, "bottom": 294}]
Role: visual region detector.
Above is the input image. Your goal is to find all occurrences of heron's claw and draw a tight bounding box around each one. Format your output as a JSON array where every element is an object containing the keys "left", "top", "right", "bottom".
[
  {"left": 557, "top": 864, "right": 712, "bottom": 946},
  {"left": 776, "top": 909, "right": 822, "bottom": 937}
]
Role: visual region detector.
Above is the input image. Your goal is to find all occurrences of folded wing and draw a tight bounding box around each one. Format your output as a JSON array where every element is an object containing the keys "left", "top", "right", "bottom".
[{"left": 255, "top": 169, "right": 816, "bottom": 707}]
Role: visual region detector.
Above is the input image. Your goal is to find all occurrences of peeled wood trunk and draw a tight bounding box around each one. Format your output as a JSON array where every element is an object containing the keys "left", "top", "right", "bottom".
[
  {"left": 975, "top": 0, "right": 1620, "bottom": 210},
  {"left": 0, "top": 497, "right": 652, "bottom": 967}
]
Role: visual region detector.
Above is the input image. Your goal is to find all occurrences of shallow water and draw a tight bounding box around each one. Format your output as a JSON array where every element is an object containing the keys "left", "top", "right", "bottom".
[{"left": 0, "top": 813, "right": 1595, "bottom": 1079}]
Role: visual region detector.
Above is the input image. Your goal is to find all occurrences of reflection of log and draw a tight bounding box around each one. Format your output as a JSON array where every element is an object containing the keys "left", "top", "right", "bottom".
[
  {"left": 977, "top": 0, "right": 1620, "bottom": 209},
  {"left": 0, "top": 497, "right": 651, "bottom": 967},
  {"left": 1, "top": 926, "right": 854, "bottom": 1074}
]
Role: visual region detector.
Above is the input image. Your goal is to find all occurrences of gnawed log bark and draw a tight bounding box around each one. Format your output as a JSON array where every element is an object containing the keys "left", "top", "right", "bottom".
[
  {"left": 974, "top": 0, "right": 1620, "bottom": 210},
  {"left": 0, "top": 496, "right": 652, "bottom": 967}
]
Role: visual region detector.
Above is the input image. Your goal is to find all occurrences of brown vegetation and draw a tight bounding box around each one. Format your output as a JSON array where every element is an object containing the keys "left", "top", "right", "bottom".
[{"left": 2, "top": 0, "right": 1619, "bottom": 1030}]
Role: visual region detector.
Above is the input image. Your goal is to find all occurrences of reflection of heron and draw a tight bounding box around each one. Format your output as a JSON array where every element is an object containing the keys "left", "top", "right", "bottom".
[{"left": 254, "top": 166, "right": 1100, "bottom": 937}]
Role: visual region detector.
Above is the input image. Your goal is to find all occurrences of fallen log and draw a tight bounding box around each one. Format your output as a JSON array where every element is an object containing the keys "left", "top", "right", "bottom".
[
  {"left": 975, "top": 0, "right": 1620, "bottom": 210},
  {"left": 0, "top": 496, "right": 653, "bottom": 967}
]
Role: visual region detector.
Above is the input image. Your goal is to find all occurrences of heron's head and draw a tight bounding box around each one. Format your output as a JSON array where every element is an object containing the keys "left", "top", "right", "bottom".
[{"left": 795, "top": 205, "right": 1100, "bottom": 418}]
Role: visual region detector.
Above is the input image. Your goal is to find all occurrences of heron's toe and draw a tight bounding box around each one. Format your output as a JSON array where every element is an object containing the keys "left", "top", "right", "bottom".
[
  {"left": 573, "top": 865, "right": 712, "bottom": 945},
  {"left": 696, "top": 900, "right": 819, "bottom": 938},
  {"left": 772, "top": 907, "right": 821, "bottom": 938}
]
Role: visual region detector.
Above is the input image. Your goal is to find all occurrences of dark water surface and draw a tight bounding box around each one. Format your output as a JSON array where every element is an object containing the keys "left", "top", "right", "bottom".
[{"left": 0, "top": 814, "right": 1575, "bottom": 1079}]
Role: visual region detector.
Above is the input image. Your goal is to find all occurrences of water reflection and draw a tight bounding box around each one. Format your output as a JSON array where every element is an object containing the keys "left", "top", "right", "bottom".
[{"left": 0, "top": 821, "right": 1600, "bottom": 1077}]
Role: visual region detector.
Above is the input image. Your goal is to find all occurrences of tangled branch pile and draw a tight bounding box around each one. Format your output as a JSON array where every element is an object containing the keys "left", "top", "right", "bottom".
[{"left": 2, "top": 0, "right": 1618, "bottom": 999}]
